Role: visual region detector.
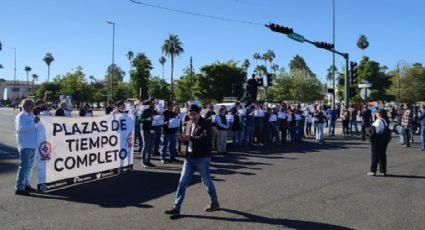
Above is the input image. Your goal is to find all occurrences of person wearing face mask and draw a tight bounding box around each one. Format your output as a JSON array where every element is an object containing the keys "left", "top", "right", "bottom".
[
  {"left": 164, "top": 104, "right": 219, "bottom": 216},
  {"left": 367, "top": 110, "right": 391, "bottom": 176}
]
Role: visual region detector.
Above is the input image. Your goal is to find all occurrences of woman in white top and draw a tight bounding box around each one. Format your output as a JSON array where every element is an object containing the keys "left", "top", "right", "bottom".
[{"left": 367, "top": 109, "right": 390, "bottom": 176}]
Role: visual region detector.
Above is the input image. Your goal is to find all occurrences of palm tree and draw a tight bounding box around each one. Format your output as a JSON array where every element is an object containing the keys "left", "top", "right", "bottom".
[
  {"left": 266, "top": 49, "right": 275, "bottom": 72},
  {"left": 162, "top": 34, "right": 184, "bottom": 97},
  {"left": 253, "top": 53, "right": 261, "bottom": 66},
  {"left": 241, "top": 59, "right": 250, "bottom": 71},
  {"left": 24, "top": 66, "right": 32, "bottom": 92},
  {"left": 43, "top": 52, "right": 55, "bottom": 82},
  {"left": 31, "top": 74, "right": 38, "bottom": 88},
  {"left": 159, "top": 56, "right": 166, "bottom": 79},
  {"left": 271, "top": 64, "right": 279, "bottom": 74},
  {"left": 126, "top": 50, "right": 134, "bottom": 82},
  {"left": 356, "top": 34, "right": 369, "bottom": 58}
]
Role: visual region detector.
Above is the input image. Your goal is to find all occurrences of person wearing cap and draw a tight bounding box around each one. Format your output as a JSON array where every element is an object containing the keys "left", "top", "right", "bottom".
[
  {"left": 15, "top": 99, "right": 39, "bottom": 195},
  {"left": 140, "top": 100, "right": 158, "bottom": 167},
  {"left": 164, "top": 104, "right": 219, "bottom": 215}
]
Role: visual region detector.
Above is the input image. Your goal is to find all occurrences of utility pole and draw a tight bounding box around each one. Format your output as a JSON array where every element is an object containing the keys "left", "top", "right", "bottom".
[{"left": 190, "top": 56, "right": 193, "bottom": 100}]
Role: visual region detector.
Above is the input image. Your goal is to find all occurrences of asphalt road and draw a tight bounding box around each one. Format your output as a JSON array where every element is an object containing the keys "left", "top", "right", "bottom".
[{"left": 1, "top": 108, "right": 424, "bottom": 230}]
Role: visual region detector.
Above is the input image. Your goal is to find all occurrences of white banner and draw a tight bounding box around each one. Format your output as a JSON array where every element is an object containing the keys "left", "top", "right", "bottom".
[{"left": 36, "top": 113, "right": 134, "bottom": 192}]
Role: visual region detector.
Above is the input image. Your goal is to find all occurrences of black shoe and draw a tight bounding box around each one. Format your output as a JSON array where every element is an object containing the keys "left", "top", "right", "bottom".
[
  {"left": 146, "top": 162, "right": 156, "bottom": 167},
  {"left": 170, "top": 158, "right": 182, "bottom": 163},
  {"left": 164, "top": 208, "right": 180, "bottom": 215},
  {"left": 15, "top": 190, "right": 30, "bottom": 196},
  {"left": 205, "top": 202, "right": 220, "bottom": 212},
  {"left": 25, "top": 185, "right": 37, "bottom": 193}
]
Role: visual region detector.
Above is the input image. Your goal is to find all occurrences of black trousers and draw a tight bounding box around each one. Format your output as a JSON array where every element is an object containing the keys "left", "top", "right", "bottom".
[
  {"left": 342, "top": 120, "right": 350, "bottom": 135},
  {"left": 371, "top": 141, "right": 388, "bottom": 173},
  {"left": 361, "top": 123, "right": 371, "bottom": 140},
  {"left": 280, "top": 122, "right": 288, "bottom": 143}
]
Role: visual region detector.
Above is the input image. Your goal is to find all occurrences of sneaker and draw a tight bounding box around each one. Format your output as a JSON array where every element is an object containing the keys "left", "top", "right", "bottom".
[
  {"left": 25, "top": 185, "right": 37, "bottom": 193},
  {"left": 160, "top": 159, "right": 166, "bottom": 164},
  {"left": 15, "top": 190, "right": 30, "bottom": 196},
  {"left": 164, "top": 208, "right": 180, "bottom": 215},
  {"left": 205, "top": 202, "right": 220, "bottom": 212},
  {"left": 376, "top": 172, "right": 386, "bottom": 176},
  {"left": 366, "top": 172, "right": 376, "bottom": 176}
]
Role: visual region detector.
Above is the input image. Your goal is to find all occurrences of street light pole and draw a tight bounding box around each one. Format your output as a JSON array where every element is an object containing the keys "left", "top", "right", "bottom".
[
  {"left": 107, "top": 21, "right": 115, "bottom": 102},
  {"left": 397, "top": 60, "right": 407, "bottom": 107},
  {"left": 12, "top": 48, "right": 17, "bottom": 104},
  {"left": 332, "top": 0, "right": 336, "bottom": 107},
  {"left": 190, "top": 56, "right": 193, "bottom": 100}
]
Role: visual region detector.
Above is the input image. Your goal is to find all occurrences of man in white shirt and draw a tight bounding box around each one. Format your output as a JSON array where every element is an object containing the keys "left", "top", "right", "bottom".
[{"left": 15, "top": 99, "right": 39, "bottom": 195}]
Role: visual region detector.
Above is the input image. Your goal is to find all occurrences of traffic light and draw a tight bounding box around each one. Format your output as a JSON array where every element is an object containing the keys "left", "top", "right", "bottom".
[
  {"left": 266, "top": 73, "right": 273, "bottom": 87},
  {"left": 327, "top": 88, "right": 335, "bottom": 94},
  {"left": 265, "top": 23, "right": 294, "bottom": 35},
  {"left": 313, "top": 41, "right": 334, "bottom": 50},
  {"left": 350, "top": 62, "right": 358, "bottom": 84}
]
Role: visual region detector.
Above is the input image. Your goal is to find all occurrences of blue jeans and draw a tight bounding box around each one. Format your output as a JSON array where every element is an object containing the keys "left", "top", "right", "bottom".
[
  {"left": 397, "top": 125, "right": 405, "bottom": 144},
  {"left": 161, "top": 133, "right": 178, "bottom": 160},
  {"left": 245, "top": 125, "right": 254, "bottom": 145},
  {"left": 174, "top": 156, "right": 218, "bottom": 210},
  {"left": 16, "top": 148, "right": 36, "bottom": 190},
  {"left": 316, "top": 123, "right": 324, "bottom": 142},
  {"left": 142, "top": 130, "right": 156, "bottom": 164},
  {"left": 328, "top": 120, "right": 336, "bottom": 136},
  {"left": 232, "top": 130, "right": 244, "bottom": 146},
  {"left": 350, "top": 119, "right": 359, "bottom": 135},
  {"left": 421, "top": 125, "right": 425, "bottom": 150}
]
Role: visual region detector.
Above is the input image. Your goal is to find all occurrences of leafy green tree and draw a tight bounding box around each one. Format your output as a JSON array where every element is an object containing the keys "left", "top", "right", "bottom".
[
  {"left": 162, "top": 34, "right": 184, "bottom": 98},
  {"left": 159, "top": 56, "right": 166, "bottom": 79},
  {"left": 357, "top": 34, "right": 369, "bottom": 58},
  {"left": 388, "top": 63, "right": 425, "bottom": 103},
  {"left": 33, "top": 82, "right": 61, "bottom": 102},
  {"left": 268, "top": 70, "right": 292, "bottom": 101},
  {"left": 241, "top": 59, "right": 250, "bottom": 71},
  {"left": 148, "top": 76, "right": 172, "bottom": 100},
  {"left": 43, "top": 52, "right": 54, "bottom": 82},
  {"left": 357, "top": 57, "right": 392, "bottom": 101},
  {"left": 130, "top": 52, "right": 153, "bottom": 100},
  {"left": 54, "top": 66, "right": 93, "bottom": 105},
  {"left": 199, "top": 61, "right": 246, "bottom": 102}
]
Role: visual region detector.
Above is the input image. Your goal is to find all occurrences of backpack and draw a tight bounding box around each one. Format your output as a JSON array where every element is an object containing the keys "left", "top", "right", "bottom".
[{"left": 382, "top": 120, "right": 392, "bottom": 143}]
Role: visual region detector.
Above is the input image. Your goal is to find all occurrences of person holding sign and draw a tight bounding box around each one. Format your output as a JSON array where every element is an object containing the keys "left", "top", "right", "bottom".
[
  {"left": 15, "top": 99, "right": 39, "bottom": 195},
  {"left": 140, "top": 101, "right": 158, "bottom": 168},
  {"left": 160, "top": 102, "right": 180, "bottom": 164},
  {"left": 164, "top": 104, "right": 219, "bottom": 215},
  {"left": 216, "top": 107, "right": 229, "bottom": 153}
]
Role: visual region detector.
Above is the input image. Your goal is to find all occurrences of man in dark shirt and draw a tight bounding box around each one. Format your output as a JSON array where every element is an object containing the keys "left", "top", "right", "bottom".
[
  {"left": 246, "top": 74, "right": 260, "bottom": 103},
  {"left": 164, "top": 104, "right": 219, "bottom": 216},
  {"left": 160, "top": 101, "right": 180, "bottom": 163},
  {"left": 140, "top": 101, "right": 158, "bottom": 167},
  {"left": 360, "top": 105, "right": 373, "bottom": 141},
  {"left": 55, "top": 102, "right": 66, "bottom": 116}
]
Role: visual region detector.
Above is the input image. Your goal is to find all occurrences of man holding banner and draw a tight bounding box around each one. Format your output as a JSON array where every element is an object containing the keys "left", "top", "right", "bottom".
[
  {"left": 164, "top": 104, "right": 219, "bottom": 215},
  {"left": 15, "top": 99, "right": 39, "bottom": 195}
]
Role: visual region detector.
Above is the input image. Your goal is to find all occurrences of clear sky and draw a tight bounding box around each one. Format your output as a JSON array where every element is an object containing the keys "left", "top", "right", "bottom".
[{"left": 0, "top": 0, "right": 424, "bottom": 84}]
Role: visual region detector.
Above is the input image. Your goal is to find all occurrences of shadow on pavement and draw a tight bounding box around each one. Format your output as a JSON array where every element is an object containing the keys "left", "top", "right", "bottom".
[
  {"left": 31, "top": 170, "right": 199, "bottom": 208},
  {"left": 171, "top": 208, "right": 354, "bottom": 230},
  {"left": 384, "top": 174, "right": 425, "bottom": 179}
]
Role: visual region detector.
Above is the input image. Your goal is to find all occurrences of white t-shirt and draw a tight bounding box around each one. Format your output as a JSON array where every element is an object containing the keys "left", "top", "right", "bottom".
[{"left": 372, "top": 118, "right": 387, "bottom": 134}]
